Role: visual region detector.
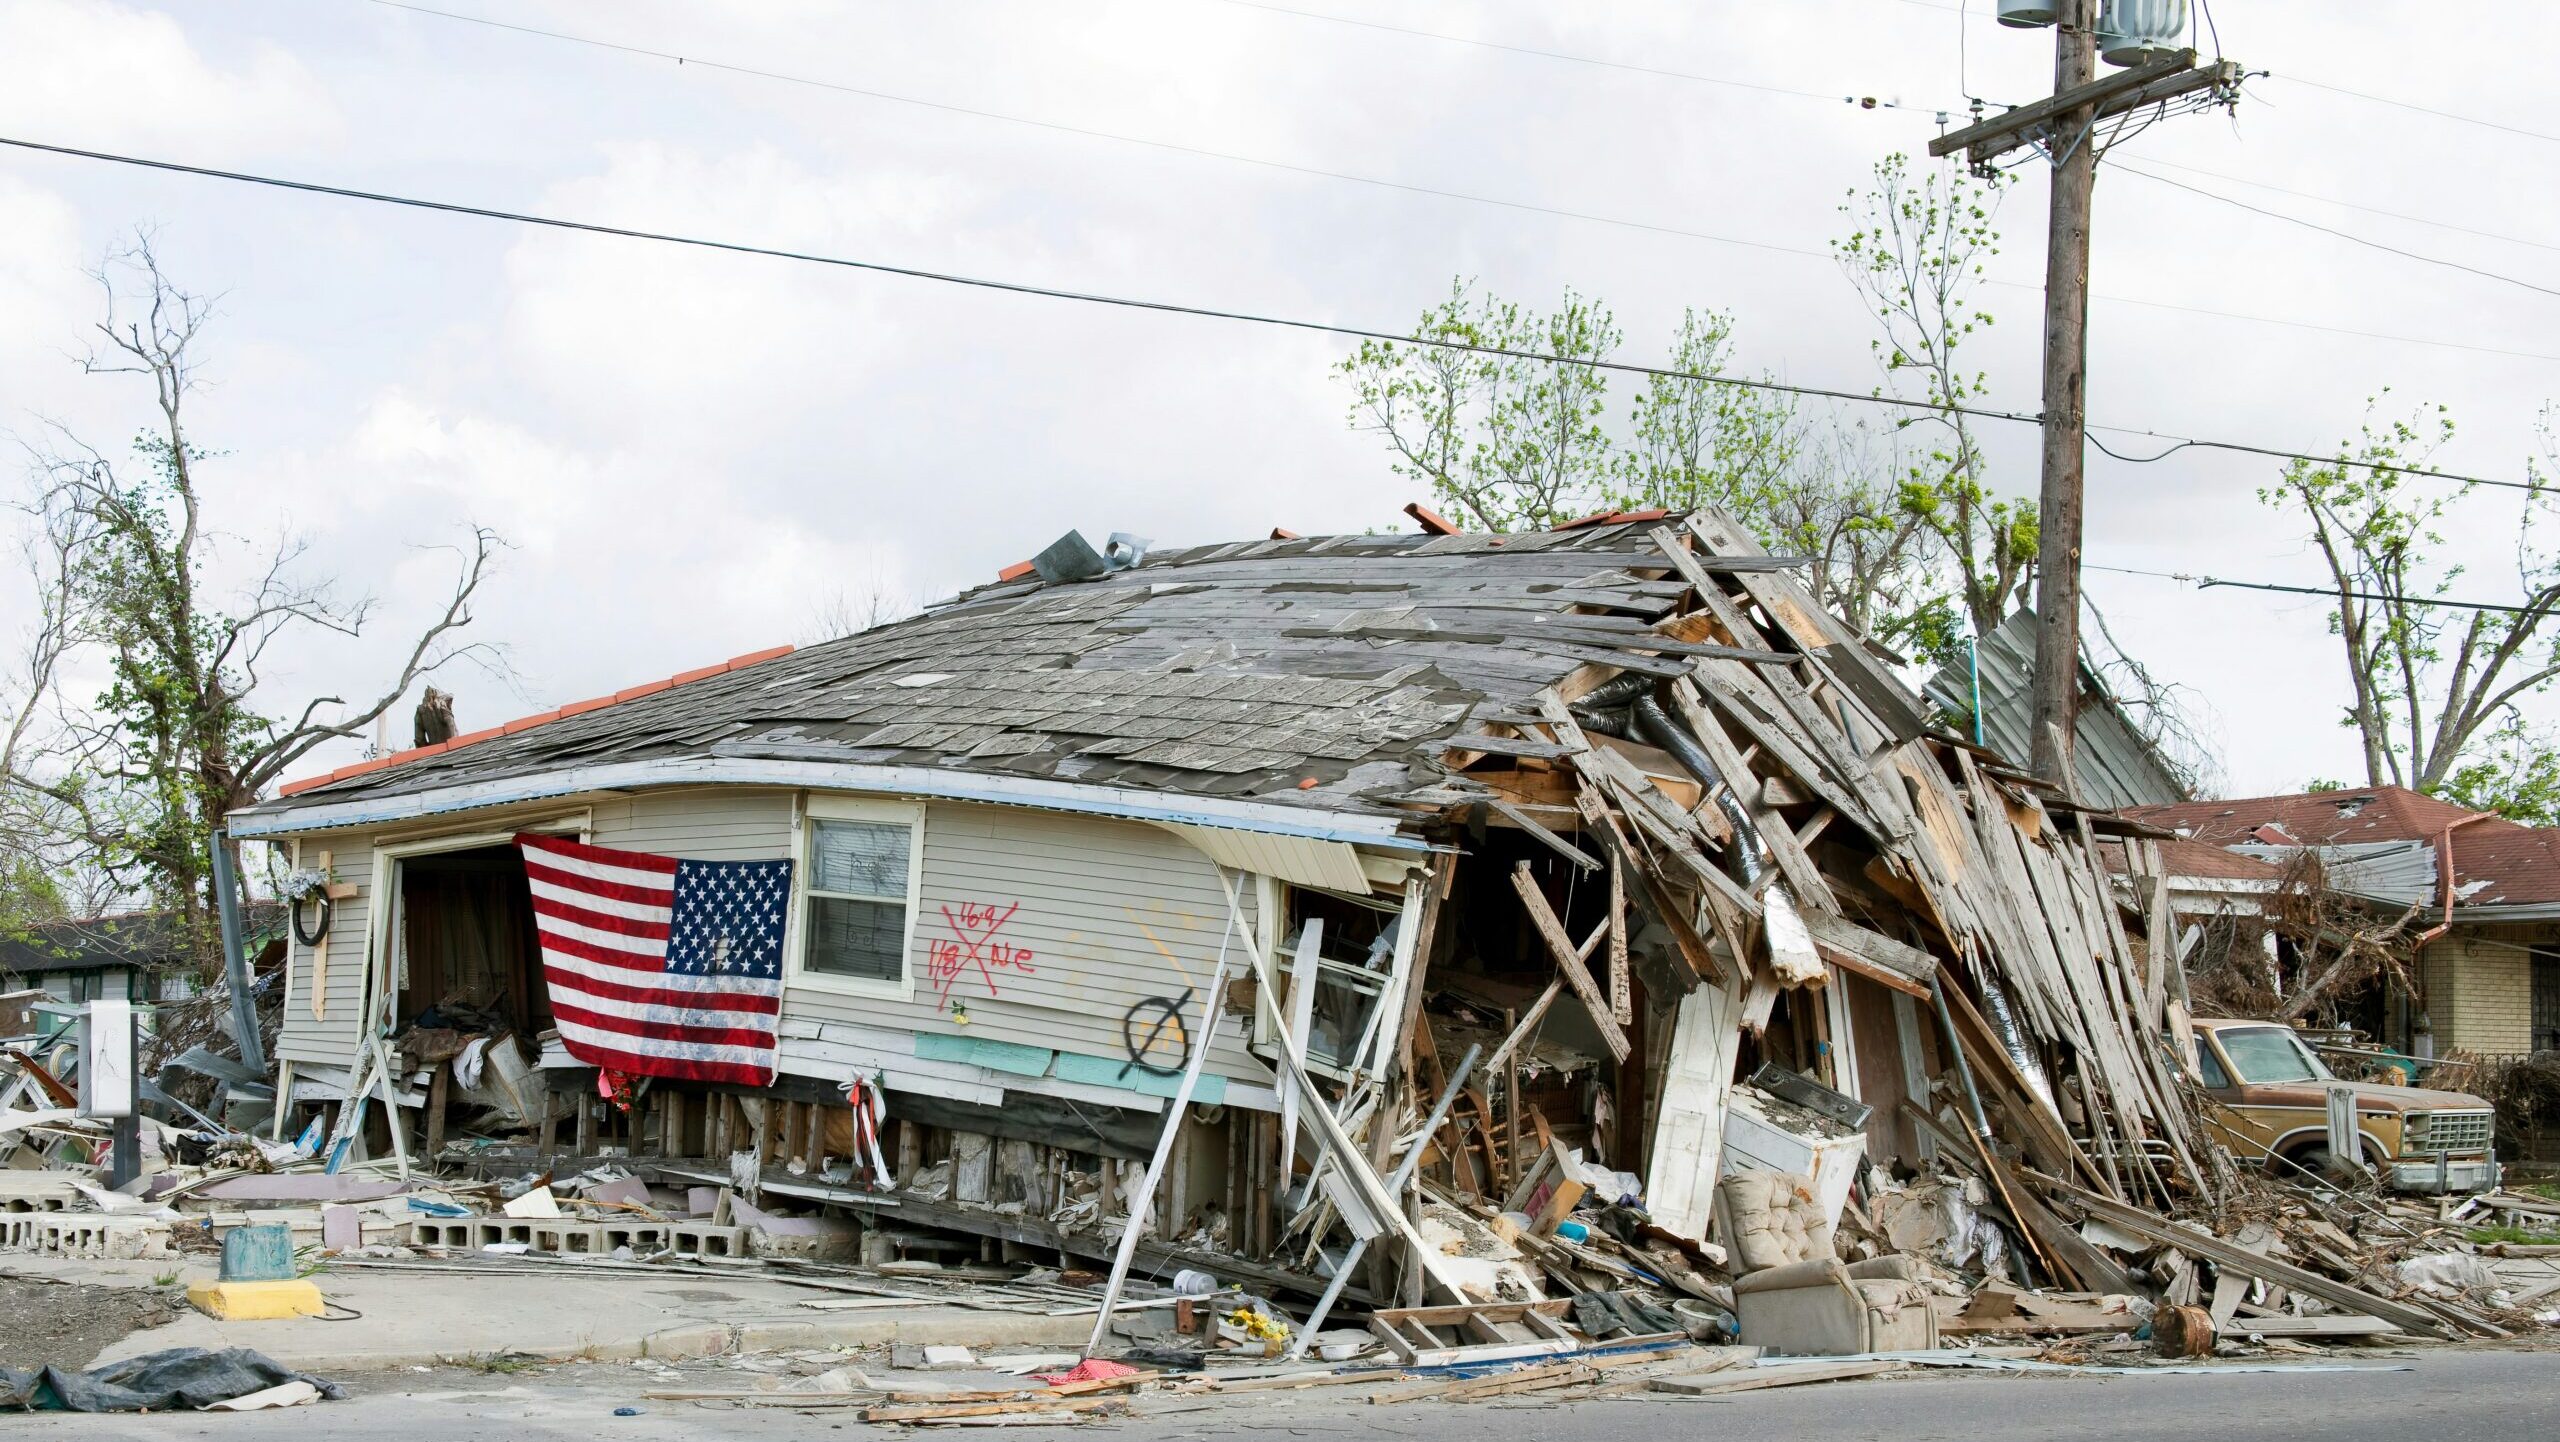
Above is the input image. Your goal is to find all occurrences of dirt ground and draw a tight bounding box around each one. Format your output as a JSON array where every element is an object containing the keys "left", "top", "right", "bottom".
[{"left": 0, "top": 1275, "right": 183, "bottom": 1372}]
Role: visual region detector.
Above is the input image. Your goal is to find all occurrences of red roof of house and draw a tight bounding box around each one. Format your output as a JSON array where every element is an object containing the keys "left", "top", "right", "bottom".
[
  {"left": 2100, "top": 836, "right": 2285, "bottom": 884},
  {"left": 2124, "top": 786, "right": 2560, "bottom": 909},
  {"left": 2124, "top": 786, "right": 2476, "bottom": 848},
  {"left": 273, "top": 644, "right": 795, "bottom": 799}
]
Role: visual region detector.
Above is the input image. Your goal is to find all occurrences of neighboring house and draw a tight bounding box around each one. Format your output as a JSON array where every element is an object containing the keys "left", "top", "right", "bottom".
[
  {"left": 1922, "top": 607, "right": 2191, "bottom": 811},
  {"left": 0, "top": 905, "right": 285, "bottom": 1034},
  {"left": 2126, "top": 787, "right": 2560, "bottom": 1059}
]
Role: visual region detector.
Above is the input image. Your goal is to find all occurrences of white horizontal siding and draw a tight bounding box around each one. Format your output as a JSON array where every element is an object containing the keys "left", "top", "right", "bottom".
[
  {"left": 265, "top": 785, "right": 1279, "bottom": 1095},
  {"left": 788, "top": 800, "right": 1271, "bottom": 1086},
  {"left": 275, "top": 840, "right": 372, "bottom": 1070}
]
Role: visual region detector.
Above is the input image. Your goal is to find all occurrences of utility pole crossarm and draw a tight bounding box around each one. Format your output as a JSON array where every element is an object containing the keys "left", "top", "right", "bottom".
[{"left": 1929, "top": 50, "right": 2242, "bottom": 168}]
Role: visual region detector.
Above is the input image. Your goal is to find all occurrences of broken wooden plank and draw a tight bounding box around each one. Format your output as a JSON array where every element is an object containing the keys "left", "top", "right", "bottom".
[
  {"left": 1647, "top": 1359, "right": 1900, "bottom": 1395},
  {"left": 1487, "top": 798, "right": 1601, "bottom": 872},
  {"left": 2221, "top": 1314, "right": 2396, "bottom": 1339},
  {"left": 1801, "top": 912, "right": 1938, "bottom": 998},
  {"left": 2028, "top": 1172, "right": 2451, "bottom": 1338},
  {"left": 1511, "top": 862, "right": 1634, "bottom": 1062}
]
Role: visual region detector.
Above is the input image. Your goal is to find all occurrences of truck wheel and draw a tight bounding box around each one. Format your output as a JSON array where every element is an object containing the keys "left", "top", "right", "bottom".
[{"left": 2282, "top": 1145, "right": 2370, "bottom": 1188}]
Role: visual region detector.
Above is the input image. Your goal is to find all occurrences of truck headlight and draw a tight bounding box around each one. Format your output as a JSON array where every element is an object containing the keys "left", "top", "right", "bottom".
[{"left": 2401, "top": 1111, "right": 2431, "bottom": 1149}]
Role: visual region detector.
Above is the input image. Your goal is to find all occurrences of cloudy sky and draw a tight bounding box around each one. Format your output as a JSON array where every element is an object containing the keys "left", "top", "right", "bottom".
[{"left": 1, "top": 0, "right": 2552, "bottom": 798}]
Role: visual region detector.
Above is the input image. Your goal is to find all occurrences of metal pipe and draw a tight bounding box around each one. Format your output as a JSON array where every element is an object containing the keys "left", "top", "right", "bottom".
[
  {"left": 1967, "top": 630, "right": 1986, "bottom": 745},
  {"left": 1931, "top": 972, "right": 1993, "bottom": 1141},
  {"left": 1631, "top": 692, "right": 1821, "bottom": 978},
  {"left": 208, "top": 829, "right": 262, "bottom": 1066},
  {"left": 1629, "top": 695, "right": 1760, "bottom": 885},
  {"left": 1083, "top": 889, "right": 1241, "bottom": 1359}
]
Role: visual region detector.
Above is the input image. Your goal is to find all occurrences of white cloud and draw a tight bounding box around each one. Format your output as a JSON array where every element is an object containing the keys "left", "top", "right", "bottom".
[{"left": 0, "top": 0, "right": 341, "bottom": 154}]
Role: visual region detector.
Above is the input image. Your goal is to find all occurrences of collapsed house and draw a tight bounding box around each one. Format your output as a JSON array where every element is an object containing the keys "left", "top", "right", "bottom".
[{"left": 198, "top": 508, "right": 2226, "bottom": 1309}]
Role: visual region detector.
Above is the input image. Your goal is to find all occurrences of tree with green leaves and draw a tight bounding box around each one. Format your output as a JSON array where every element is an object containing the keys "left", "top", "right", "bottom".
[
  {"left": 3, "top": 236, "right": 502, "bottom": 970},
  {"left": 1336, "top": 279, "right": 1622, "bottom": 532},
  {"left": 1834, "top": 153, "right": 2034, "bottom": 651},
  {"left": 2268, "top": 398, "right": 2560, "bottom": 817}
]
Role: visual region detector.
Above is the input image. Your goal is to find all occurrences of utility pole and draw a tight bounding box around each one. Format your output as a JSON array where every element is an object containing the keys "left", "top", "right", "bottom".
[
  {"left": 2027, "top": 1, "right": 2098, "bottom": 793},
  {"left": 1929, "top": 10, "right": 2240, "bottom": 794}
]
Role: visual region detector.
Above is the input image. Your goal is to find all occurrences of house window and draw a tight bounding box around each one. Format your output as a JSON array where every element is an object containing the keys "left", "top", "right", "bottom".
[
  {"left": 2533, "top": 950, "right": 2560, "bottom": 1054},
  {"left": 793, "top": 799, "right": 924, "bottom": 994}
]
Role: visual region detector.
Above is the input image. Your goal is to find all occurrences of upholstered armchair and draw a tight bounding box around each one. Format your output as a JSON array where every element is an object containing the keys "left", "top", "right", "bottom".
[{"left": 1717, "top": 1169, "right": 1938, "bottom": 1356}]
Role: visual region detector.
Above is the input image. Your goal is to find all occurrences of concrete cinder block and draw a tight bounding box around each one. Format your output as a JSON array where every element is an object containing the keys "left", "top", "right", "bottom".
[
  {"left": 669, "top": 1223, "right": 748, "bottom": 1259},
  {"left": 15, "top": 1215, "right": 175, "bottom": 1260}
]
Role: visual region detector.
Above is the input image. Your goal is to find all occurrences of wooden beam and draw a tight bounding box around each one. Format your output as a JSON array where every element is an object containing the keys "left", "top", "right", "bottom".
[
  {"left": 2028, "top": 1171, "right": 2452, "bottom": 1338},
  {"left": 1929, "top": 50, "right": 2219, "bottom": 160},
  {"left": 1488, "top": 798, "right": 1601, "bottom": 872},
  {"left": 1510, "top": 861, "right": 1633, "bottom": 1062}
]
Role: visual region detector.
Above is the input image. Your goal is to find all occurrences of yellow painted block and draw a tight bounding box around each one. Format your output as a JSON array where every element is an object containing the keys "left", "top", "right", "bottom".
[{"left": 186, "top": 1278, "right": 326, "bottom": 1320}]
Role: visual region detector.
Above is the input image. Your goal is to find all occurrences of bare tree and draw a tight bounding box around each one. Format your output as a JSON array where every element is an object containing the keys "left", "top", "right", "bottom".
[
  {"left": 806, "top": 580, "right": 917, "bottom": 643},
  {"left": 3, "top": 234, "right": 504, "bottom": 962},
  {"left": 2268, "top": 397, "right": 2560, "bottom": 812}
]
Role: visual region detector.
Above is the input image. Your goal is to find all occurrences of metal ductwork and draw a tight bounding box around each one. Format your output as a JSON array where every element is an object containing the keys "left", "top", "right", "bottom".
[{"left": 1629, "top": 693, "right": 1822, "bottom": 983}]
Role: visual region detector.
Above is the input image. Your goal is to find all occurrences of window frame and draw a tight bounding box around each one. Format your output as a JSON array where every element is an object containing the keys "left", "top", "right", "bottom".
[{"left": 787, "top": 794, "right": 926, "bottom": 1001}]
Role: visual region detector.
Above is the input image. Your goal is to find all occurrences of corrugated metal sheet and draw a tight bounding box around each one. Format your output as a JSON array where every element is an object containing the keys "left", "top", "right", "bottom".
[
  {"left": 2232, "top": 838, "right": 2438, "bottom": 906},
  {"left": 1922, "top": 608, "right": 2188, "bottom": 810}
]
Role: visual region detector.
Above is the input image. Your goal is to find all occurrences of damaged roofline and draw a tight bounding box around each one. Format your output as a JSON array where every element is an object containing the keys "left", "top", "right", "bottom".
[{"left": 223, "top": 755, "right": 1433, "bottom": 851}]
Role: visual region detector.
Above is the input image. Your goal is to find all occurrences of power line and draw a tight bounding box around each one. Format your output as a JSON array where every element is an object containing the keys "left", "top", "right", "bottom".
[
  {"left": 351, "top": 1, "right": 1847, "bottom": 267},
  {"left": 2076, "top": 289, "right": 2560, "bottom": 364},
  {"left": 2111, "top": 161, "right": 2560, "bottom": 301},
  {"left": 2277, "top": 74, "right": 2560, "bottom": 148},
  {"left": 353, "top": 0, "right": 2560, "bottom": 365},
  {"left": 0, "top": 132, "right": 2032, "bottom": 420},
  {"left": 2132, "top": 157, "right": 2560, "bottom": 257},
  {"left": 2086, "top": 562, "right": 2555, "bottom": 617},
  {"left": 3, "top": 131, "right": 2550, "bottom": 504},
  {"left": 1199, "top": 0, "right": 1947, "bottom": 112},
  {"left": 2080, "top": 428, "right": 2553, "bottom": 498}
]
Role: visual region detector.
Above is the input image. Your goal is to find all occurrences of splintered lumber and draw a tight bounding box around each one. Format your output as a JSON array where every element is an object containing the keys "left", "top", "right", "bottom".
[
  {"left": 2222, "top": 1314, "right": 2395, "bottom": 1339},
  {"left": 857, "top": 1397, "right": 1122, "bottom": 1424},
  {"left": 2028, "top": 1172, "right": 2451, "bottom": 1338},
  {"left": 1648, "top": 1359, "right": 1900, "bottom": 1395},
  {"left": 1367, "top": 1346, "right": 1686, "bottom": 1404},
  {"left": 1510, "top": 862, "right": 1632, "bottom": 1062}
]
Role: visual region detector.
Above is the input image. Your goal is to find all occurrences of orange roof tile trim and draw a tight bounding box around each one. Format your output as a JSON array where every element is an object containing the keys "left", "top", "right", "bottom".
[{"left": 273, "top": 644, "right": 796, "bottom": 800}]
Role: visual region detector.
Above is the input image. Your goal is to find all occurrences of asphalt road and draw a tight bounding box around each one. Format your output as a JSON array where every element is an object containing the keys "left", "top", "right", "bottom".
[{"left": 21, "top": 1348, "right": 2559, "bottom": 1441}]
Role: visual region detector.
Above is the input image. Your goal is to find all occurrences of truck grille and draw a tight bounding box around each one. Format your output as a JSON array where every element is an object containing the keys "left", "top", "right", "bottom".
[{"left": 2414, "top": 1110, "right": 2492, "bottom": 1154}]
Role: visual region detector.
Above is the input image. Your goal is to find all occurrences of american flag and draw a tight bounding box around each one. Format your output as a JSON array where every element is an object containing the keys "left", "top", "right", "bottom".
[{"left": 517, "top": 833, "right": 793, "bottom": 1087}]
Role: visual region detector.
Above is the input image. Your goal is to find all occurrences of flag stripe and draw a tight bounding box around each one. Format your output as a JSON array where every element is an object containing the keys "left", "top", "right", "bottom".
[
  {"left": 549, "top": 1021, "right": 774, "bottom": 1087},
  {"left": 540, "top": 952, "right": 782, "bottom": 1016},
  {"left": 520, "top": 832, "right": 681, "bottom": 876},
  {"left": 524, "top": 860, "right": 675, "bottom": 914},
  {"left": 531, "top": 892, "right": 674, "bottom": 942},
  {"left": 517, "top": 833, "right": 789, "bottom": 1087},
  {"left": 550, "top": 998, "right": 781, "bottom": 1052}
]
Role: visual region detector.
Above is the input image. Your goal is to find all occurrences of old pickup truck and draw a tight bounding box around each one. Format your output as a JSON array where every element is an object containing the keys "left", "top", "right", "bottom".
[{"left": 2190, "top": 1017, "right": 2500, "bottom": 1194}]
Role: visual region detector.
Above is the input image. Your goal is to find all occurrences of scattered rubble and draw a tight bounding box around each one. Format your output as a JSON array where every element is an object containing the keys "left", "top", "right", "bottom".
[{"left": 5, "top": 509, "right": 2556, "bottom": 1411}]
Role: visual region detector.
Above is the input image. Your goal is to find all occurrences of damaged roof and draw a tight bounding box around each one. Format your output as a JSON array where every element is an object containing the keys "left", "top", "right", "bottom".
[
  {"left": 2128, "top": 786, "right": 2560, "bottom": 912},
  {"left": 1923, "top": 607, "right": 2189, "bottom": 812},
  {"left": 249, "top": 516, "right": 1802, "bottom": 827}
]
